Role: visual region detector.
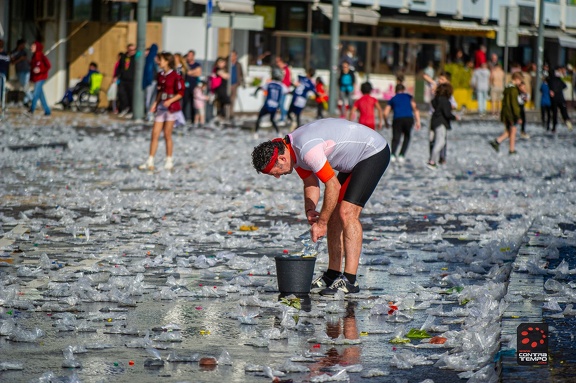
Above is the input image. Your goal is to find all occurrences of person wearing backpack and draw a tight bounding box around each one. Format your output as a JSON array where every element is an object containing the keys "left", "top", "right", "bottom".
[{"left": 338, "top": 61, "right": 356, "bottom": 117}]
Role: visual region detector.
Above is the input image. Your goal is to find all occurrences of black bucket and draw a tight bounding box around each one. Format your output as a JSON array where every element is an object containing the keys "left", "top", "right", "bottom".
[{"left": 274, "top": 256, "right": 317, "bottom": 295}]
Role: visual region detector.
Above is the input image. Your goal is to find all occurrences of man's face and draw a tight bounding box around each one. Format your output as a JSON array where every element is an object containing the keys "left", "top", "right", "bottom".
[
  {"left": 266, "top": 157, "right": 292, "bottom": 178},
  {"left": 187, "top": 52, "right": 195, "bottom": 62},
  {"left": 127, "top": 45, "right": 136, "bottom": 56}
]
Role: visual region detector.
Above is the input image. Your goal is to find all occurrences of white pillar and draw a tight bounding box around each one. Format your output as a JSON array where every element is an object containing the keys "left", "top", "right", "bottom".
[
  {"left": 43, "top": 1, "right": 67, "bottom": 107},
  {"left": 427, "top": 0, "right": 437, "bottom": 17},
  {"left": 560, "top": 0, "right": 567, "bottom": 30},
  {"left": 0, "top": 1, "right": 9, "bottom": 39},
  {"left": 483, "top": 0, "right": 490, "bottom": 23}
]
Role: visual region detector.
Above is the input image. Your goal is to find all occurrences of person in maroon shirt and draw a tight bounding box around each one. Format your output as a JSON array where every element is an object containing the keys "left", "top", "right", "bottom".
[
  {"left": 28, "top": 41, "right": 51, "bottom": 116},
  {"left": 139, "top": 52, "right": 185, "bottom": 171}
]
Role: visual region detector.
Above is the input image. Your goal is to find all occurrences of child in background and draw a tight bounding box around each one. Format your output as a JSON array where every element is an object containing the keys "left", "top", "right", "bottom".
[
  {"left": 287, "top": 68, "right": 318, "bottom": 130},
  {"left": 540, "top": 76, "right": 552, "bottom": 131},
  {"left": 428, "top": 83, "right": 458, "bottom": 169},
  {"left": 489, "top": 71, "right": 523, "bottom": 155},
  {"left": 383, "top": 83, "right": 421, "bottom": 163},
  {"left": 518, "top": 82, "right": 529, "bottom": 139},
  {"left": 139, "top": 52, "right": 185, "bottom": 171},
  {"left": 253, "top": 70, "right": 288, "bottom": 138},
  {"left": 315, "top": 77, "right": 328, "bottom": 119},
  {"left": 338, "top": 61, "right": 356, "bottom": 117},
  {"left": 193, "top": 81, "right": 209, "bottom": 127},
  {"left": 348, "top": 82, "right": 383, "bottom": 130}
]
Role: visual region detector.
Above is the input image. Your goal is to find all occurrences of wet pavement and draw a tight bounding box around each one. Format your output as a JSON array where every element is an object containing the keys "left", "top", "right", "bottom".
[{"left": 1, "top": 107, "right": 576, "bottom": 383}]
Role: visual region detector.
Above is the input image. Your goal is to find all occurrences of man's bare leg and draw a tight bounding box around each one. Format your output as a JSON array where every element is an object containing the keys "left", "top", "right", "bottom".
[
  {"left": 327, "top": 203, "right": 344, "bottom": 272},
  {"left": 339, "top": 201, "right": 363, "bottom": 275}
]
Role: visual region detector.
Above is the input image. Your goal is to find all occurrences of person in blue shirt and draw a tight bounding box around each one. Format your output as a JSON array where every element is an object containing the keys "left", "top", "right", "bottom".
[
  {"left": 287, "top": 68, "right": 318, "bottom": 130},
  {"left": 143, "top": 44, "right": 159, "bottom": 120},
  {"left": 382, "top": 84, "right": 421, "bottom": 163},
  {"left": 253, "top": 70, "right": 289, "bottom": 137},
  {"left": 540, "top": 76, "right": 552, "bottom": 131},
  {"left": 58, "top": 62, "right": 99, "bottom": 109},
  {"left": 338, "top": 61, "right": 356, "bottom": 117}
]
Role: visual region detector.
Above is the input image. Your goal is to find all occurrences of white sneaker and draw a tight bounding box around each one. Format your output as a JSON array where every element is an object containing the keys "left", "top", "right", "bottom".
[
  {"left": 390, "top": 154, "right": 397, "bottom": 163},
  {"left": 567, "top": 120, "right": 573, "bottom": 131},
  {"left": 398, "top": 155, "right": 406, "bottom": 164},
  {"left": 253, "top": 132, "right": 259, "bottom": 140},
  {"left": 164, "top": 157, "right": 174, "bottom": 170},
  {"left": 138, "top": 156, "right": 154, "bottom": 171},
  {"left": 118, "top": 109, "right": 129, "bottom": 117}
]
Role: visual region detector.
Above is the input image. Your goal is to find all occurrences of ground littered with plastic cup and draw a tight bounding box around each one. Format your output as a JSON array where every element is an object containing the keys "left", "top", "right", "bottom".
[{"left": 0, "top": 111, "right": 575, "bottom": 382}]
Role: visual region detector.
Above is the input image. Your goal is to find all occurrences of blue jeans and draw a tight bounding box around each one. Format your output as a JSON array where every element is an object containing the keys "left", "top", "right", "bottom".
[
  {"left": 30, "top": 80, "right": 51, "bottom": 115},
  {"left": 476, "top": 90, "right": 488, "bottom": 114},
  {"left": 279, "top": 93, "right": 288, "bottom": 122},
  {"left": 17, "top": 71, "right": 32, "bottom": 103}
]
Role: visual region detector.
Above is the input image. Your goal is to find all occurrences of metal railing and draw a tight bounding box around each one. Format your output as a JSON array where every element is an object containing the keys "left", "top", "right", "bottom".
[{"left": 0, "top": 73, "right": 6, "bottom": 120}]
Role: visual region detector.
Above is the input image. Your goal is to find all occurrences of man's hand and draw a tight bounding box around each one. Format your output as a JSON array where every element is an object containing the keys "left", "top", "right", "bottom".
[
  {"left": 310, "top": 221, "right": 327, "bottom": 242},
  {"left": 306, "top": 209, "right": 319, "bottom": 225}
]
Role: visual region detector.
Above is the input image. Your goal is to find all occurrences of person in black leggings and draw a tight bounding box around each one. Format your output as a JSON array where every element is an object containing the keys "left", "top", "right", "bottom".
[{"left": 382, "top": 84, "right": 421, "bottom": 163}]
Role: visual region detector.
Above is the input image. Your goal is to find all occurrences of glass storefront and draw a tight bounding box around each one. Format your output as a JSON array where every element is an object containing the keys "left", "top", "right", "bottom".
[{"left": 250, "top": 30, "right": 446, "bottom": 77}]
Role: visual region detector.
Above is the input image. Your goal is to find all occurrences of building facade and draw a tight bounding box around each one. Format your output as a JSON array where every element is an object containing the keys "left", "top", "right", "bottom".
[{"left": 2, "top": 0, "right": 576, "bottom": 105}]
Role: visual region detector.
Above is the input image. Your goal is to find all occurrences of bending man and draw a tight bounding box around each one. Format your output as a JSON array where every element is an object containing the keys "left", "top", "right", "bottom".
[{"left": 251, "top": 118, "right": 390, "bottom": 295}]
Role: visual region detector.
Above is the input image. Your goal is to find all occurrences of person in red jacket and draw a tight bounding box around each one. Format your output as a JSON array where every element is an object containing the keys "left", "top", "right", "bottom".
[
  {"left": 315, "top": 76, "right": 328, "bottom": 119},
  {"left": 29, "top": 41, "right": 51, "bottom": 116},
  {"left": 139, "top": 52, "right": 185, "bottom": 171}
]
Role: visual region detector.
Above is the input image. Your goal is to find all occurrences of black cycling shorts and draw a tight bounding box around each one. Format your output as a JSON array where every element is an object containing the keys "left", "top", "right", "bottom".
[{"left": 336, "top": 145, "right": 390, "bottom": 207}]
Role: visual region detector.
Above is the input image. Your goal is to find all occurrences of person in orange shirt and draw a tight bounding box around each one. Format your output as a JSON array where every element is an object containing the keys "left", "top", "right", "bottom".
[{"left": 348, "top": 82, "right": 383, "bottom": 130}]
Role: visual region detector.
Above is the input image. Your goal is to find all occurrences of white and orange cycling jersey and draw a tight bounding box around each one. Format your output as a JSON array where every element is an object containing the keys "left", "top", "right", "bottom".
[{"left": 287, "top": 118, "right": 388, "bottom": 183}]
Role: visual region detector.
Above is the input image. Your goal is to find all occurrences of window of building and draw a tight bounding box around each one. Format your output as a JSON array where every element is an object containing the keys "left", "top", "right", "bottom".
[
  {"left": 287, "top": 5, "right": 306, "bottom": 31},
  {"left": 104, "top": 2, "right": 136, "bottom": 22},
  {"left": 150, "top": 0, "right": 171, "bottom": 21},
  {"left": 280, "top": 37, "right": 306, "bottom": 68},
  {"left": 71, "top": 0, "right": 92, "bottom": 21}
]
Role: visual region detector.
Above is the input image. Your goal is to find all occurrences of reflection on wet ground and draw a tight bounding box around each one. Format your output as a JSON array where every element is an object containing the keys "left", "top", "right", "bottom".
[{"left": 1, "top": 114, "right": 576, "bottom": 382}]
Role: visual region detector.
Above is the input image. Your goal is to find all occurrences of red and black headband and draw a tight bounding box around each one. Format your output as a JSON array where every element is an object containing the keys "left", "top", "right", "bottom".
[{"left": 261, "top": 137, "right": 288, "bottom": 174}]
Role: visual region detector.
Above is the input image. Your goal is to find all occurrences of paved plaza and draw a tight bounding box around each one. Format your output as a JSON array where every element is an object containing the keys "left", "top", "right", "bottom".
[{"left": 0, "top": 108, "right": 575, "bottom": 383}]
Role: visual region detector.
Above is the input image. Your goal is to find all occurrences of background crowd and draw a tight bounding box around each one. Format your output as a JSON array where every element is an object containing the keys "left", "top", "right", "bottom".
[{"left": 0, "top": 38, "right": 574, "bottom": 136}]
